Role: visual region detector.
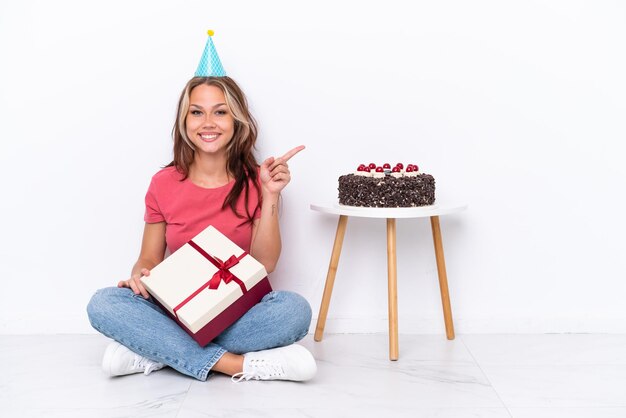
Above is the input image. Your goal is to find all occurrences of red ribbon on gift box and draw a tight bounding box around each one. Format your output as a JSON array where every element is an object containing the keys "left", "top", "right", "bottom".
[{"left": 173, "top": 239, "right": 248, "bottom": 318}]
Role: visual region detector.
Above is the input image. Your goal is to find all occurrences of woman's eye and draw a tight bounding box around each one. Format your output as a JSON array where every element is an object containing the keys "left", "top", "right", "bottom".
[
  {"left": 190, "top": 110, "right": 203, "bottom": 116},
  {"left": 215, "top": 110, "right": 227, "bottom": 116}
]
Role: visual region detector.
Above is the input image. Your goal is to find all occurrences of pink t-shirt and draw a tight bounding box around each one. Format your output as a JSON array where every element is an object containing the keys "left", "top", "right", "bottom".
[{"left": 144, "top": 166, "right": 262, "bottom": 254}]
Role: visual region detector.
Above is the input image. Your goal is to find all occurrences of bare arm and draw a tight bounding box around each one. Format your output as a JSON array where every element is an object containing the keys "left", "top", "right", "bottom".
[
  {"left": 250, "top": 193, "right": 281, "bottom": 273},
  {"left": 249, "top": 145, "right": 305, "bottom": 273},
  {"left": 118, "top": 222, "right": 167, "bottom": 298}
]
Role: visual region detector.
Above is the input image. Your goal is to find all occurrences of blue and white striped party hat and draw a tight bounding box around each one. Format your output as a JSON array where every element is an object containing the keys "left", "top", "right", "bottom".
[{"left": 195, "top": 30, "right": 226, "bottom": 77}]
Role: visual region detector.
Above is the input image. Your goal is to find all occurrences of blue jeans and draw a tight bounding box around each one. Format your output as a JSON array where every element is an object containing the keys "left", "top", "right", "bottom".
[{"left": 86, "top": 287, "right": 312, "bottom": 381}]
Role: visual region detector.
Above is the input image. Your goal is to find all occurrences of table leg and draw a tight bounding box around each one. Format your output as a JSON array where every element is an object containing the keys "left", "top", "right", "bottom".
[
  {"left": 387, "top": 218, "right": 399, "bottom": 360},
  {"left": 430, "top": 215, "right": 455, "bottom": 340},
  {"left": 314, "top": 215, "right": 348, "bottom": 342}
]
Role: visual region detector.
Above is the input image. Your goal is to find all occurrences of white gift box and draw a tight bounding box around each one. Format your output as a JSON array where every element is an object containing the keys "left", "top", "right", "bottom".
[{"left": 140, "top": 225, "right": 271, "bottom": 346}]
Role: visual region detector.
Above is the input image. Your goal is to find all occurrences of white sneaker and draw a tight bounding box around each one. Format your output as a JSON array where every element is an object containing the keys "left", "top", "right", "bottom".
[
  {"left": 232, "top": 344, "right": 317, "bottom": 382},
  {"left": 102, "top": 341, "right": 165, "bottom": 377}
]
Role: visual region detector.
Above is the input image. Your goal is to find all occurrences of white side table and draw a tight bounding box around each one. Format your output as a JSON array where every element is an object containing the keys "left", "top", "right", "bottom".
[{"left": 310, "top": 202, "right": 467, "bottom": 360}]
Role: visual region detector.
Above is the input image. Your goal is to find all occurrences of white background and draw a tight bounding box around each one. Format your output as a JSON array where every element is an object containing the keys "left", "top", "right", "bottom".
[{"left": 1, "top": 0, "right": 624, "bottom": 335}]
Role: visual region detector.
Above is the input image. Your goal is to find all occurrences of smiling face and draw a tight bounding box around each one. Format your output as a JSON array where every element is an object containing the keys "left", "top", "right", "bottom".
[{"left": 185, "top": 84, "right": 235, "bottom": 157}]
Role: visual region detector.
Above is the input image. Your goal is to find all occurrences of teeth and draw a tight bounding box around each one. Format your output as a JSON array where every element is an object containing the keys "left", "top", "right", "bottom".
[{"left": 200, "top": 134, "right": 218, "bottom": 140}]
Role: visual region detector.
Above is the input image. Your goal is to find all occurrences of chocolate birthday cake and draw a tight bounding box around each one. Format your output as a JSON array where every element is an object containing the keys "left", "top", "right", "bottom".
[{"left": 338, "top": 163, "right": 435, "bottom": 208}]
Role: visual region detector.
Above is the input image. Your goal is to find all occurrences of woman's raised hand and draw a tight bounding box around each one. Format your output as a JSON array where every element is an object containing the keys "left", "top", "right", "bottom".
[
  {"left": 260, "top": 145, "right": 305, "bottom": 196},
  {"left": 118, "top": 268, "right": 151, "bottom": 299}
]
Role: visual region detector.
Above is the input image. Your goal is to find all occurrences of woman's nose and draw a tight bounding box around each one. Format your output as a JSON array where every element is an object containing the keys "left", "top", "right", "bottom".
[{"left": 203, "top": 114, "right": 217, "bottom": 128}]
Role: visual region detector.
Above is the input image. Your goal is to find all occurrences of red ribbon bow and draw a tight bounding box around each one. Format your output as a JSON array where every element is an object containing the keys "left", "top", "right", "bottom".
[
  {"left": 173, "top": 240, "right": 248, "bottom": 317},
  {"left": 207, "top": 254, "right": 242, "bottom": 290}
]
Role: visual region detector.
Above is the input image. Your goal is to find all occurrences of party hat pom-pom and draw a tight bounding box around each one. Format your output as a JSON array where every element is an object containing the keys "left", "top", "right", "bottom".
[{"left": 207, "top": 29, "right": 214, "bottom": 36}]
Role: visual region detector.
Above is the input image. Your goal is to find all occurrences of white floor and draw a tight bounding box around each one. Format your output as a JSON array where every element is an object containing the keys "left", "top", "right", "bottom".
[{"left": 2, "top": 334, "right": 626, "bottom": 417}]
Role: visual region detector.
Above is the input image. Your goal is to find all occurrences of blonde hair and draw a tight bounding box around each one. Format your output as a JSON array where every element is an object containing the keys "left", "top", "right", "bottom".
[{"left": 167, "top": 76, "right": 260, "bottom": 221}]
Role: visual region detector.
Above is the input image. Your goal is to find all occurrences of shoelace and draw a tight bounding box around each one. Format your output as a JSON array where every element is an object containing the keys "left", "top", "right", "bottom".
[
  {"left": 231, "top": 359, "right": 285, "bottom": 383},
  {"left": 132, "top": 355, "right": 162, "bottom": 376}
]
